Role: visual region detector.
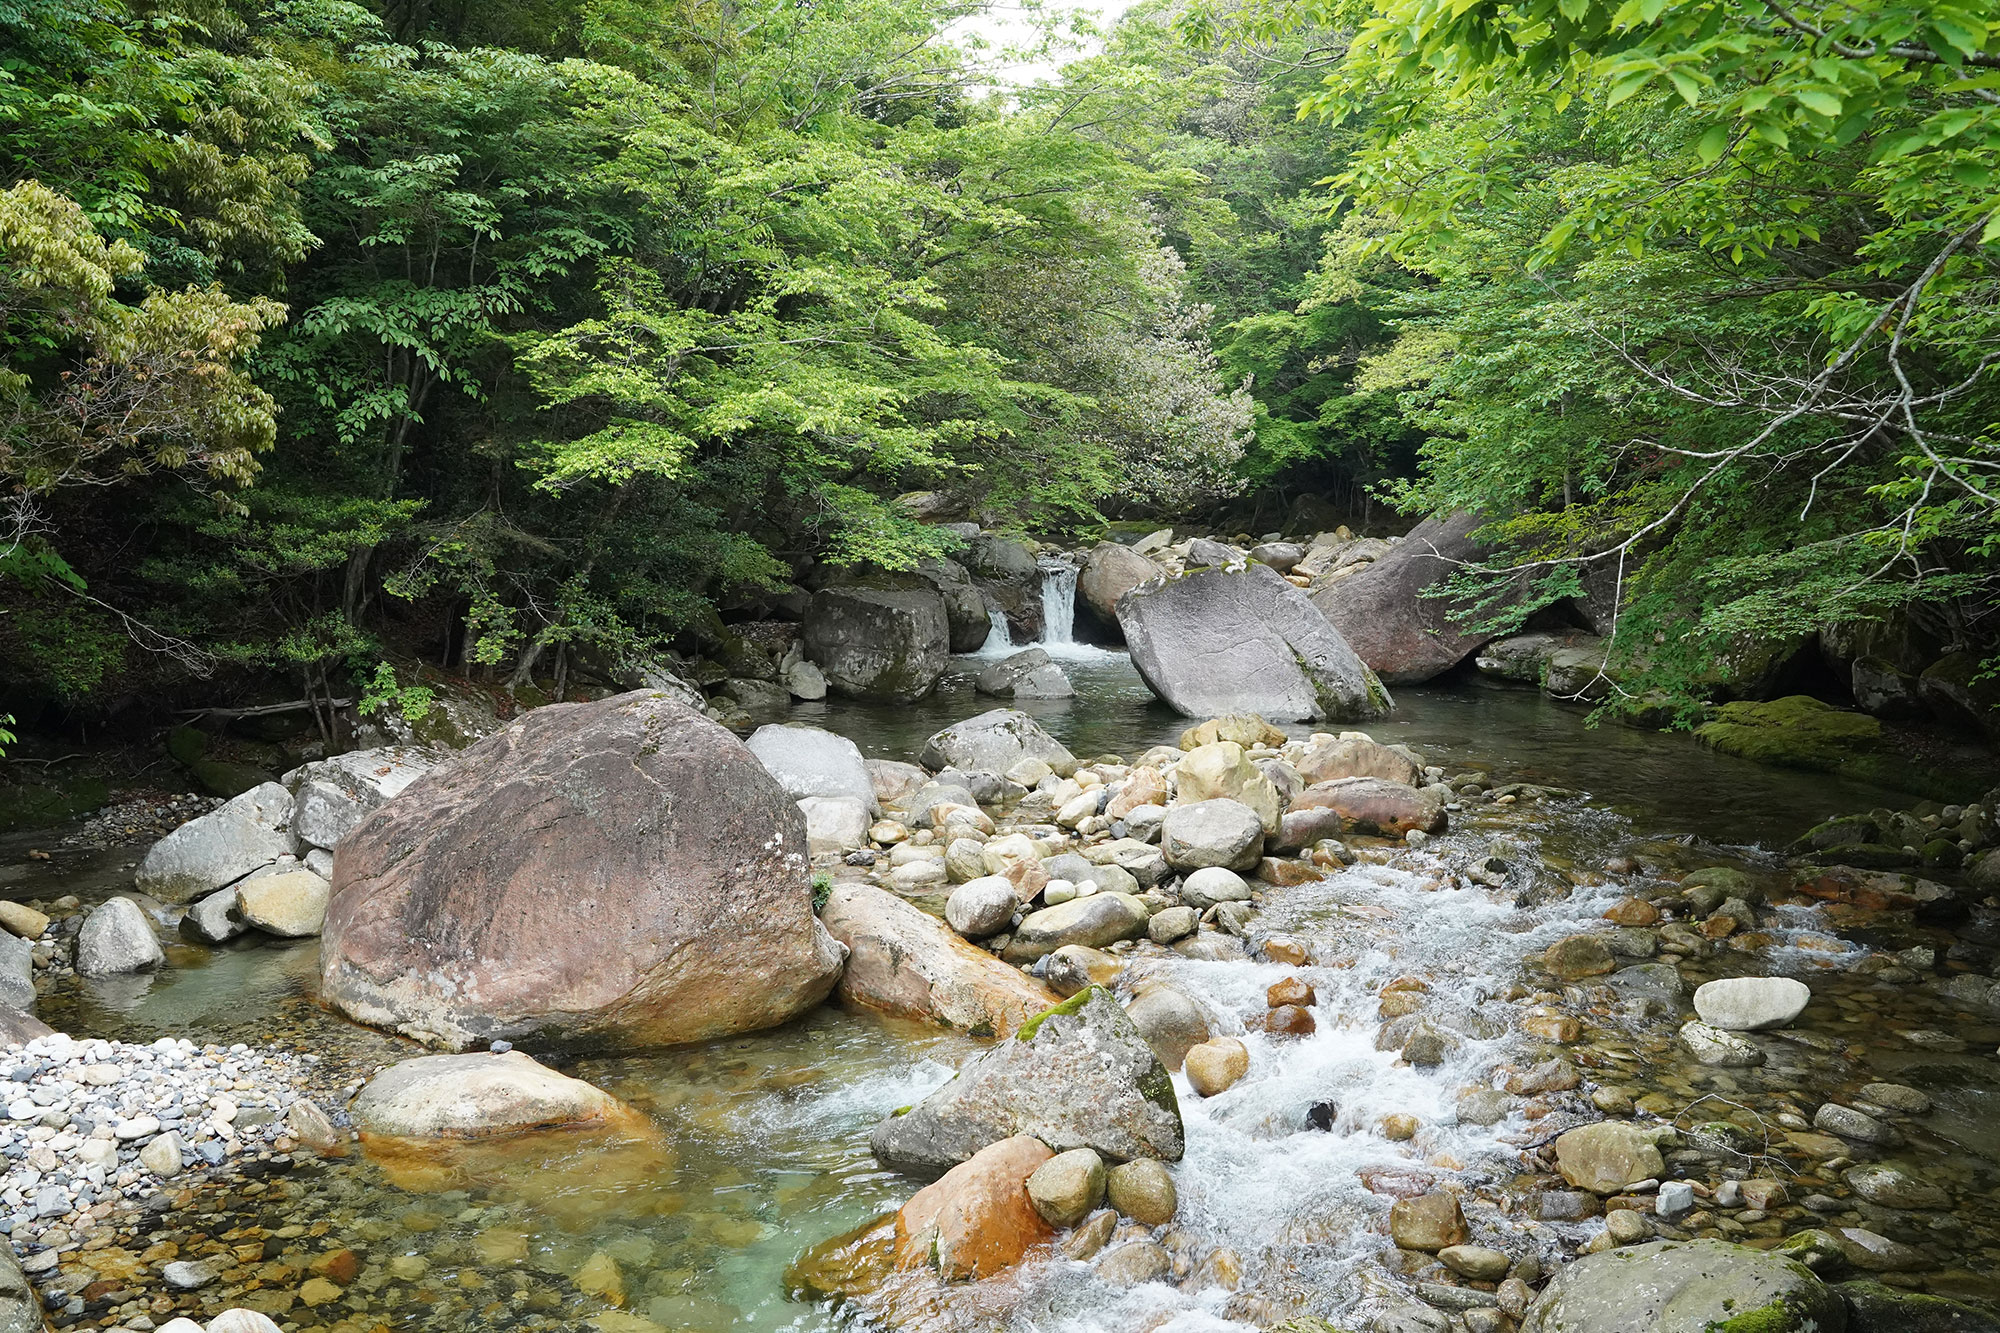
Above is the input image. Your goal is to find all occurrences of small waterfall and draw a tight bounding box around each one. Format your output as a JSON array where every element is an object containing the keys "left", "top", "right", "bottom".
[
  {"left": 1038, "top": 559, "right": 1077, "bottom": 646},
  {"left": 980, "top": 605, "right": 1012, "bottom": 654}
]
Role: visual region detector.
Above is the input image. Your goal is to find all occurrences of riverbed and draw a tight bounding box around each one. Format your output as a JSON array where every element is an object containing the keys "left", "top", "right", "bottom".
[{"left": 7, "top": 650, "right": 1999, "bottom": 1332}]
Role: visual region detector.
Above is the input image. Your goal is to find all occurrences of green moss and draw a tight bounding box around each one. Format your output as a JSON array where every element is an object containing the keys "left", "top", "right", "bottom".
[
  {"left": 0, "top": 777, "right": 109, "bottom": 832},
  {"left": 1016, "top": 985, "right": 1102, "bottom": 1042},
  {"left": 1697, "top": 695, "right": 1970, "bottom": 800},
  {"left": 1684, "top": 867, "right": 1761, "bottom": 901},
  {"left": 166, "top": 725, "right": 208, "bottom": 767},
  {"left": 1138, "top": 1060, "right": 1182, "bottom": 1125},
  {"left": 1697, "top": 696, "right": 1881, "bottom": 770},
  {"left": 1708, "top": 1297, "right": 1807, "bottom": 1332}
]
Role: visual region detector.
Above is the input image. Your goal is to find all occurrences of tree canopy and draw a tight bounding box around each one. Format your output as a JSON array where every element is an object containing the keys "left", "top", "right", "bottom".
[{"left": 2, "top": 0, "right": 1996, "bottom": 724}]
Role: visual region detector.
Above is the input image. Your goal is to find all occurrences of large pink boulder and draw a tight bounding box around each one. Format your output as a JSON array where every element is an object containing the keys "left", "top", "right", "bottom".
[{"left": 321, "top": 691, "right": 845, "bottom": 1051}]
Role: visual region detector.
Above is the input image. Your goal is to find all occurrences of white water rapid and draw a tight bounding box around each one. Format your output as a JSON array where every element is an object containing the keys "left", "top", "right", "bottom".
[{"left": 979, "top": 604, "right": 1015, "bottom": 655}]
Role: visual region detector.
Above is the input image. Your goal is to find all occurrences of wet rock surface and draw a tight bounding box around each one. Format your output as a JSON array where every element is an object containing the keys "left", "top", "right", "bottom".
[
  {"left": 869, "top": 987, "right": 1183, "bottom": 1176},
  {"left": 1521, "top": 1239, "right": 1845, "bottom": 1332},
  {"left": 1118, "top": 564, "right": 1390, "bottom": 722}
]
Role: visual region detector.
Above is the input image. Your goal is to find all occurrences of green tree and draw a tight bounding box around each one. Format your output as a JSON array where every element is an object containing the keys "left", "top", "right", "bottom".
[{"left": 1266, "top": 0, "right": 2000, "bottom": 709}]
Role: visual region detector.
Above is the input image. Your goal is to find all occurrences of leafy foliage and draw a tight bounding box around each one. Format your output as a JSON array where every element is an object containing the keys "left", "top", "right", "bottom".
[{"left": 1262, "top": 0, "right": 2000, "bottom": 712}]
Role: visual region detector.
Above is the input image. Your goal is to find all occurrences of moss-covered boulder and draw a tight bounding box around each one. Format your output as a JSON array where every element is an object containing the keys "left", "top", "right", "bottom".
[
  {"left": 1696, "top": 696, "right": 1965, "bottom": 799},
  {"left": 1698, "top": 696, "right": 1881, "bottom": 769},
  {"left": 166, "top": 726, "right": 277, "bottom": 798},
  {"left": 1838, "top": 1280, "right": 2000, "bottom": 1331}
]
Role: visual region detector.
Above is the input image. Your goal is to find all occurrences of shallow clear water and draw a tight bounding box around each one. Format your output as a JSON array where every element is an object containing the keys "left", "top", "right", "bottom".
[{"left": 19, "top": 647, "right": 1995, "bottom": 1331}]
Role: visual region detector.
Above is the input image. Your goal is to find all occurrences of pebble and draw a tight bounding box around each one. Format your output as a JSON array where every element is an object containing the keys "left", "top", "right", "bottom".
[
  {"left": 0, "top": 1033, "right": 329, "bottom": 1236},
  {"left": 59, "top": 792, "right": 221, "bottom": 849},
  {"left": 1814, "top": 1102, "right": 1894, "bottom": 1144},
  {"left": 1605, "top": 1209, "right": 1649, "bottom": 1245},
  {"left": 1857, "top": 1082, "right": 1930, "bottom": 1114},
  {"left": 162, "top": 1259, "right": 218, "bottom": 1290}
]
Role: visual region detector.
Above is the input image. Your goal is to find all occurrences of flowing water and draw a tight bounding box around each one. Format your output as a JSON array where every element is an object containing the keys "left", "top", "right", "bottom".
[
  {"left": 1038, "top": 561, "right": 1081, "bottom": 649},
  {"left": 13, "top": 648, "right": 2000, "bottom": 1332}
]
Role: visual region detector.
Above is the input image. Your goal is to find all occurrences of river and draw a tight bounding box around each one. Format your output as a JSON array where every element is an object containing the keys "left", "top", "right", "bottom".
[{"left": 8, "top": 643, "right": 1999, "bottom": 1333}]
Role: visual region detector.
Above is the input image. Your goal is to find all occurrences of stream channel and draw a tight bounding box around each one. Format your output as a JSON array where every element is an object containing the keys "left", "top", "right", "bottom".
[{"left": 8, "top": 623, "right": 2000, "bottom": 1333}]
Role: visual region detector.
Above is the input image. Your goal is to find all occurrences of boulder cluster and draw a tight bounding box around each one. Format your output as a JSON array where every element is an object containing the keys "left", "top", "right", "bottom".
[
  {"left": 131, "top": 747, "right": 439, "bottom": 951},
  {"left": 799, "top": 707, "right": 1447, "bottom": 1050}
]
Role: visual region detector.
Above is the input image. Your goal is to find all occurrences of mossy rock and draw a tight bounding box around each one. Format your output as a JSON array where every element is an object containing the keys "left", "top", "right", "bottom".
[
  {"left": 1684, "top": 866, "right": 1764, "bottom": 903},
  {"left": 1015, "top": 985, "right": 1099, "bottom": 1042},
  {"left": 1695, "top": 632, "right": 1816, "bottom": 699},
  {"left": 1696, "top": 696, "right": 1971, "bottom": 800},
  {"left": 1697, "top": 696, "right": 1882, "bottom": 770},
  {"left": 1918, "top": 651, "right": 2000, "bottom": 742},
  {"left": 1789, "top": 814, "right": 1880, "bottom": 855},
  {"left": 165, "top": 725, "right": 274, "bottom": 798},
  {"left": 1838, "top": 1280, "right": 2000, "bottom": 1332},
  {"left": 0, "top": 776, "right": 110, "bottom": 832},
  {"left": 1806, "top": 843, "right": 1921, "bottom": 869}
]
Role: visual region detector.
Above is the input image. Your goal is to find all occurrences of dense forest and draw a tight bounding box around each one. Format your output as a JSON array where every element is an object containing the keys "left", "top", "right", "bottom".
[{"left": 3, "top": 0, "right": 1996, "bottom": 728}]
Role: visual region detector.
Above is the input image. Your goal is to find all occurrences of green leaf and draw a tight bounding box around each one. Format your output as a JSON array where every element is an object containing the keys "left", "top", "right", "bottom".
[
  {"left": 1930, "top": 18, "right": 1983, "bottom": 56},
  {"left": 1696, "top": 122, "right": 1730, "bottom": 163},
  {"left": 1793, "top": 88, "right": 1842, "bottom": 118},
  {"left": 1606, "top": 71, "right": 1653, "bottom": 105}
]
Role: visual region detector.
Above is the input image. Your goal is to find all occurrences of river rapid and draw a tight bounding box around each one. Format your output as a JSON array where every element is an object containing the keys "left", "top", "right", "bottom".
[{"left": 8, "top": 644, "right": 2000, "bottom": 1333}]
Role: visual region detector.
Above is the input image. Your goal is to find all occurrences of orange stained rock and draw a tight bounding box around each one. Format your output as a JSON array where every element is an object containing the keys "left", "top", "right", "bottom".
[{"left": 895, "top": 1136, "right": 1056, "bottom": 1283}]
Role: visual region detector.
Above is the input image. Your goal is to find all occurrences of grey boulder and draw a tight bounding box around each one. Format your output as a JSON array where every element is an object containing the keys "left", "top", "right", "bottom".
[
  {"left": 799, "top": 796, "right": 870, "bottom": 853},
  {"left": 286, "top": 747, "right": 439, "bottom": 853},
  {"left": 1521, "top": 1239, "right": 1844, "bottom": 1333},
  {"left": 1002, "top": 893, "right": 1151, "bottom": 962},
  {"left": 1117, "top": 563, "right": 1390, "bottom": 722},
  {"left": 802, "top": 585, "right": 950, "bottom": 702},
  {"left": 746, "top": 724, "right": 878, "bottom": 813},
  {"left": 870, "top": 986, "right": 1183, "bottom": 1176},
  {"left": 1692, "top": 976, "right": 1810, "bottom": 1031},
  {"left": 976, "top": 648, "right": 1074, "bottom": 700},
  {"left": 945, "top": 878, "right": 1021, "bottom": 939},
  {"left": 0, "top": 1236, "right": 36, "bottom": 1333},
  {"left": 75, "top": 898, "right": 165, "bottom": 976},
  {"left": 134, "top": 782, "right": 293, "bottom": 903},
  {"left": 0, "top": 936, "right": 32, "bottom": 1014},
  {"left": 182, "top": 890, "right": 246, "bottom": 945},
  {"left": 920, "top": 709, "right": 1076, "bottom": 777},
  {"left": 1160, "top": 799, "right": 1265, "bottom": 873}
]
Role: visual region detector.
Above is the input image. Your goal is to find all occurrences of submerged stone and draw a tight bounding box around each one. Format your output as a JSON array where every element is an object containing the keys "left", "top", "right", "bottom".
[{"left": 1520, "top": 1239, "right": 1844, "bottom": 1332}]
